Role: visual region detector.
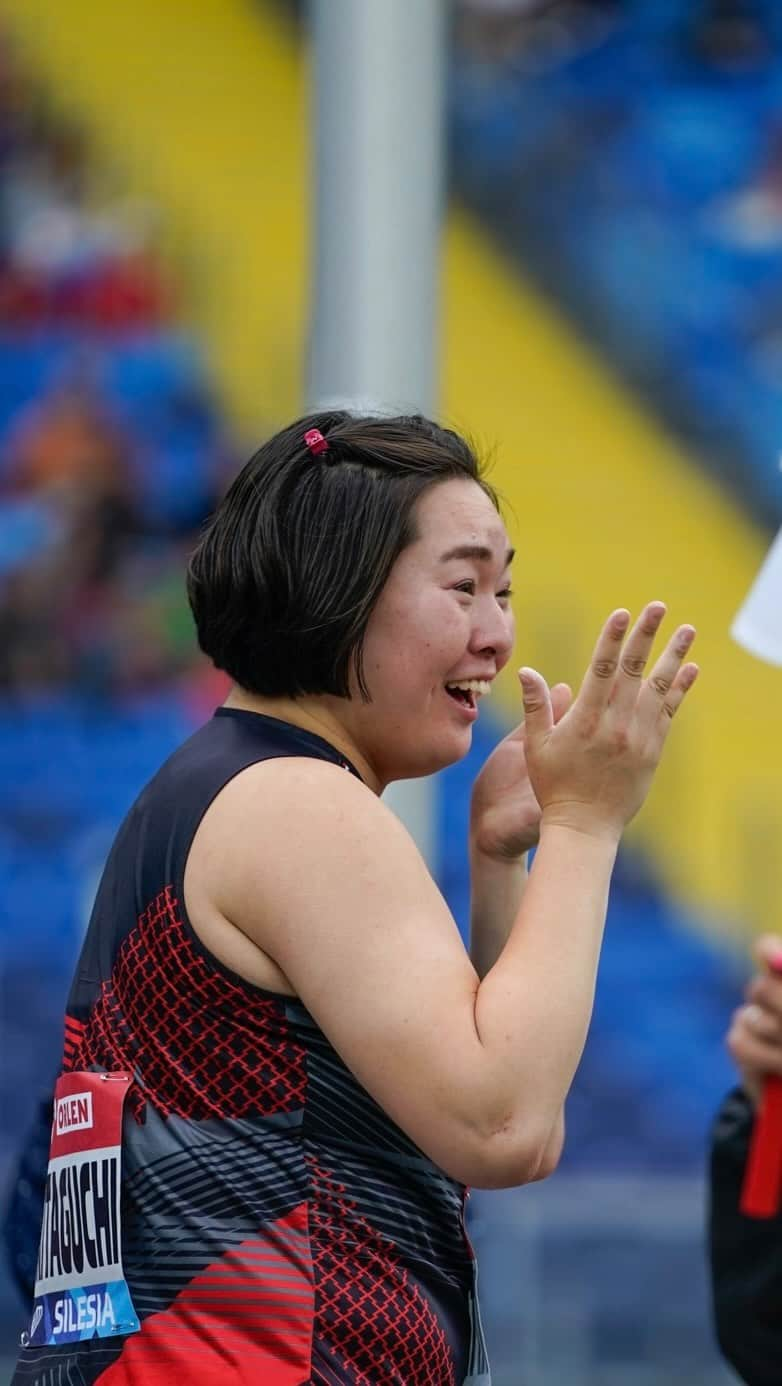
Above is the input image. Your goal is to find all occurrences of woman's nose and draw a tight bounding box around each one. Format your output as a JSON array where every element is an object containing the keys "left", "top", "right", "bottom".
[{"left": 470, "top": 600, "right": 514, "bottom": 664}]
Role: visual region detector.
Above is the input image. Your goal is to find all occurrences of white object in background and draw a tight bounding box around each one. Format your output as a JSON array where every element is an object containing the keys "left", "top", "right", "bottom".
[
  {"left": 732, "top": 525, "right": 782, "bottom": 667},
  {"left": 308, "top": 0, "right": 446, "bottom": 868}
]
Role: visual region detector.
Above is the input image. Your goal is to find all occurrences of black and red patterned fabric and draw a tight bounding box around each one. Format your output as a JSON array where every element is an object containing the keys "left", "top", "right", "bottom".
[{"left": 14, "top": 708, "right": 490, "bottom": 1385}]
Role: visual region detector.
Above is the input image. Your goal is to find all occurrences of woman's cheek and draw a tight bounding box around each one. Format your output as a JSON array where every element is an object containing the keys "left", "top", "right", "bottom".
[
  {"left": 438, "top": 599, "right": 472, "bottom": 647},
  {"left": 498, "top": 609, "right": 515, "bottom": 669}
]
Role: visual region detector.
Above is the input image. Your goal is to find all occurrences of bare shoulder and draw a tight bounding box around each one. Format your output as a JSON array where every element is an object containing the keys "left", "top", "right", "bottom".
[
  {"left": 208, "top": 753, "right": 416, "bottom": 873},
  {"left": 190, "top": 753, "right": 439, "bottom": 960},
  {"left": 183, "top": 756, "right": 410, "bottom": 995},
  {"left": 186, "top": 755, "right": 492, "bottom": 1179}
]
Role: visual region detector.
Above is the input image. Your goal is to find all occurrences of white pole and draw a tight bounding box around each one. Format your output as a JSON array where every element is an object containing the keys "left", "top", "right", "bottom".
[
  {"left": 308, "top": 0, "right": 446, "bottom": 864},
  {"left": 308, "top": 0, "right": 444, "bottom": 411}
]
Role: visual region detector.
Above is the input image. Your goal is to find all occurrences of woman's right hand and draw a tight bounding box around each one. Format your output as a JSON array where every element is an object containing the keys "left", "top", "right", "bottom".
[{"left": 519, "top": 602, "right": 699, "bottom": 844}]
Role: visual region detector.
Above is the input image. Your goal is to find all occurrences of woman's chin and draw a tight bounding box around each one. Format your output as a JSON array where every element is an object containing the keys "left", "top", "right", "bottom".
[{"left": 408, "top": 728, "right": 474, "bottom": 779}]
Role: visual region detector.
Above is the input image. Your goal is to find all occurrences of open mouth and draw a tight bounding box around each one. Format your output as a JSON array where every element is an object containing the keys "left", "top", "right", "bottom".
[
  {"left": 444, "top": 679, "right": 492, "bottom": 711},
  {"left": 446, "top": 686, "right": 475, "bottom": 709}
]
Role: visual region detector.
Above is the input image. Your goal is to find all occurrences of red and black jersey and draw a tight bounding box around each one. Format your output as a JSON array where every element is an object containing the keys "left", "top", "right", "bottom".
[{"left": 14, "top": 708, "right": 490, "bottom": 1385}]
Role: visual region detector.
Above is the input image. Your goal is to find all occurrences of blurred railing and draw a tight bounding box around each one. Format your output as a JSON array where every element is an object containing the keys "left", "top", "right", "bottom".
[{"left": 472, "top": 1174, "right": 735, "bottom": 1386}]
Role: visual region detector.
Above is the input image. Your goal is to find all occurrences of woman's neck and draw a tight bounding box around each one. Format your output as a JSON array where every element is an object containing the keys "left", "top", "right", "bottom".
[{"left": 222, "top": 686, "right": 382, "bottom": 794}]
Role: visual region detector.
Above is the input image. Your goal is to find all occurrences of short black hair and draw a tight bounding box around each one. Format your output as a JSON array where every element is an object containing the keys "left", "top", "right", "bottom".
[{"left": 187, "top": 408, "right": 497, "bottom": 699}]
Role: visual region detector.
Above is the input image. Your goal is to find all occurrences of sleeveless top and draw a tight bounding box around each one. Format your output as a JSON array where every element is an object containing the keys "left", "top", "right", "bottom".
[{"left": 13, "top": 708, "right": 491, "bottom": 1386}]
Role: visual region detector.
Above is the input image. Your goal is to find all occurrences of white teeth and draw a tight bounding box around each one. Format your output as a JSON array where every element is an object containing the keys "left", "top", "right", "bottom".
[{"left": 445, "top": 679, "right": 492, "bottom": 698}]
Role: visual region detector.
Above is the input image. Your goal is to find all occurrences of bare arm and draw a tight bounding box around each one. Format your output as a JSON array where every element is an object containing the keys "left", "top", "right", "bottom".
[
  {"left": 473, "top": 823, "right": 615, "bottom": 1172},
  {"left": 204, "top": 763, "right": 614, "bottom": 1188},
  {"left": 470, "top": 849, "right": 568, "bottom": 1178},
  {"left": 468, "top": 680, "right": 572, "bottom": 979},
  {"left": 468, "top": 682, "right": 573, "bottom": 1170},
  {"left": 196, "top": 606, "right": 697, "bottom": 1189},
  {"left": 469, "top": 849, "right": 527, "bottom": 980}
]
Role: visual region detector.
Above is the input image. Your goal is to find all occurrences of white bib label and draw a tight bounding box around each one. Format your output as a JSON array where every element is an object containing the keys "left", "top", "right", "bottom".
[{"left": 26, "top": 1071, "right": 140, "bottom": 1347}]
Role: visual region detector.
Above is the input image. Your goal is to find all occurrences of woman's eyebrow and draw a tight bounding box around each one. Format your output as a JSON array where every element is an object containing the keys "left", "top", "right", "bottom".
[{"left": 438, "top": 544, "right": 515, "bottom": 566}]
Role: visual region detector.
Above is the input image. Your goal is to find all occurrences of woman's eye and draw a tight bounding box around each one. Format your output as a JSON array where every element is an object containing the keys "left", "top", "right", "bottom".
[
  {"left": 454, "top": 580, "right": 475, "bottom": 596},
  {"left": 497, "top": 587, "right": 514, "bottom": 603}
]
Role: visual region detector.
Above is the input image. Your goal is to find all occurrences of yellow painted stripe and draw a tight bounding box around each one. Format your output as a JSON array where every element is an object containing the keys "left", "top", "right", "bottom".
[
  {"left": 442, "top": 218, "right": 782, "bottom": 940},
  {"left": 3, "top": 0, "right": 780, "bottom": 937}
]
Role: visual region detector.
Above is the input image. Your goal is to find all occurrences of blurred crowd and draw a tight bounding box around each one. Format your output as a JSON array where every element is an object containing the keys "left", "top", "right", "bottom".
[
  {"left": 452, "top": 0, "right": 782, "bottom": 522},
  {"left": 0, "top": 31, "right": 234, "bottom": 703},
  {"left": 456, "top": 0, "right": 622, "bottom": 67},
  {"left": 457, "top": 0, "right": 777, "bottom": 72},
  {"left": 0, "top": 30, "right": 169, "bottom": 331}
]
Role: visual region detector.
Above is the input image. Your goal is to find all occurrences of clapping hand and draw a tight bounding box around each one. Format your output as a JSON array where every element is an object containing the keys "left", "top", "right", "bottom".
[
  {"left": 520, "top": 602, "right": 698, "bottom": 843},
  {"left": 470, "top": 682, "right": 572, "bottom": 861},
  {"left": 471, "top": 602, "right": 698, "bottom": 862}
]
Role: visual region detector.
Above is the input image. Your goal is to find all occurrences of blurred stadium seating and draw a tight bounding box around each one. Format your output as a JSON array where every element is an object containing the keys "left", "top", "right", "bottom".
[
  {"left": 0, "top": 1, "right": 779, "bottom": 1381},
  {"left": 452, "top": 0, "right": 782, "bottom": 523}
]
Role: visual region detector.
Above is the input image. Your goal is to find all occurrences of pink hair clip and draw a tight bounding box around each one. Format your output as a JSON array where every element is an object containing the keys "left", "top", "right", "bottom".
[{"left": 304, "top": 428, "right": 328, "bottom": 457}]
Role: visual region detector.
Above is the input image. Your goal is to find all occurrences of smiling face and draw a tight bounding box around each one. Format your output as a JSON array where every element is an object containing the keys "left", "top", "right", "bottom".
[{"left": 335, "top": 477, "right": 516, "bottom": 785}]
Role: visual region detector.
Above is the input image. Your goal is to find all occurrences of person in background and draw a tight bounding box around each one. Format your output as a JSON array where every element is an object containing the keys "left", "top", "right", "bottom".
[
  {"left": 0, "top": 379, "right": 138, "bottom": 690},
  {"left": 711, "top": 935, "right": 782, "bottom": 1386}
]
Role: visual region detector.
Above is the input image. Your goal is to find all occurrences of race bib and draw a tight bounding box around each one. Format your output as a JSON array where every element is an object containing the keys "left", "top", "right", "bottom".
[{"left": 24, "top": 1071, "right": 140, "bottom": 1348}]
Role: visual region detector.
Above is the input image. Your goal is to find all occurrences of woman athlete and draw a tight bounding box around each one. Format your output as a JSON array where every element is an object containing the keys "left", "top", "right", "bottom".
[{"left": 15, "top": 410, "right": 698, "bottom": 1385}]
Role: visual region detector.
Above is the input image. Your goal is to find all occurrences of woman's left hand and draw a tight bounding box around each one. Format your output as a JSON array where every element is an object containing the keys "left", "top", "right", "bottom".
[{"left": 470, "top": 681, "right": 573, "bottom": 862}]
